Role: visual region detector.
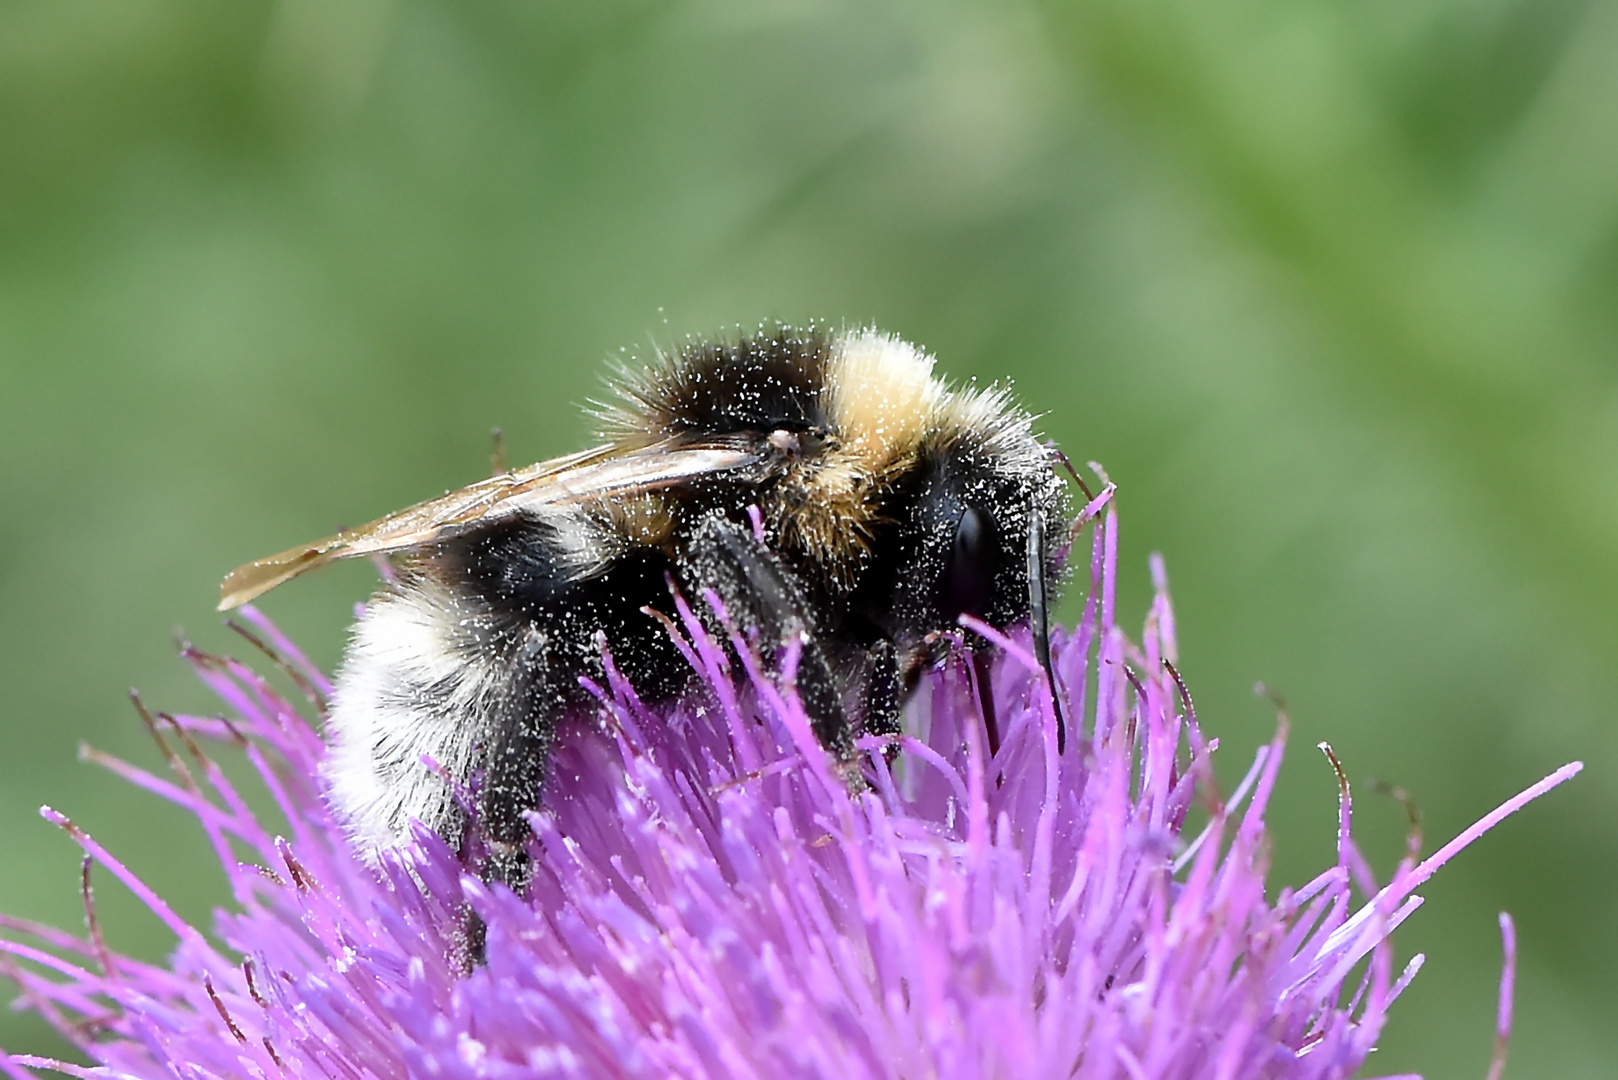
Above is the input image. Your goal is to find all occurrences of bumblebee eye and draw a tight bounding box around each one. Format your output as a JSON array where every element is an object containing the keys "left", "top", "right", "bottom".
[{"left": 941, "top": 506, "right": 996, "bottom": 620}]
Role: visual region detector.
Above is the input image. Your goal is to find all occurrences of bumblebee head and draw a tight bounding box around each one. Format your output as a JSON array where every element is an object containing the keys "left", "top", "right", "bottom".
[{"left": 871, "top": 405, "right": 1068, "bottom": 644}]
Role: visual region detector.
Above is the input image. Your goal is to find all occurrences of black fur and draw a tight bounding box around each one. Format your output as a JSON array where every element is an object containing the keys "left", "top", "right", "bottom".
[
  {"left": 613, "top": 326, "right": 833, "bottom": 440},
  {"left": 443, "top": 519, "right": 689, "bottom": 704}
]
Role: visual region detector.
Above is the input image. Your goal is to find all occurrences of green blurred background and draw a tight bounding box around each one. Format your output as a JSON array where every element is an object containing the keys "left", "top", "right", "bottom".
[{"left": 1, "top": 0, "right": 1613, "bottom": 1072}]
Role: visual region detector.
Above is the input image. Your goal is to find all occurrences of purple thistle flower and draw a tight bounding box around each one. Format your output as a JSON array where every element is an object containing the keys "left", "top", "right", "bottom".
[{"left": 0, "top": 502, "right": 1579, "bottom": 1079}]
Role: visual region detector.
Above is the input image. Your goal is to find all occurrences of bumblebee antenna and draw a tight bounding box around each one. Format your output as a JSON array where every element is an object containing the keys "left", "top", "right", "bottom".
[{"left": 1028, "top": 508, "right": 1065, "bottom": 753}]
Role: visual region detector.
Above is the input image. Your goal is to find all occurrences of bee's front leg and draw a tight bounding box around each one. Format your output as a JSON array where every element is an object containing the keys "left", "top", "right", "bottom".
[{"left": 684, "top": 516, "right": 859, "bottom": 775}]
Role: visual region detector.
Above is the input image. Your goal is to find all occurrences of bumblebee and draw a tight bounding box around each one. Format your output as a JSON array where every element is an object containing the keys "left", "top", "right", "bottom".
[{"left": 221, "top": 326, "right": 1069, "bottom": 886}]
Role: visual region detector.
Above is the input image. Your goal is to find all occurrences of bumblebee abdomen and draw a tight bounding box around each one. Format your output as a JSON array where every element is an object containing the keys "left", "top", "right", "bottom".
[{"left": 323, "top": 574, "right": 510, "bottom": 862}]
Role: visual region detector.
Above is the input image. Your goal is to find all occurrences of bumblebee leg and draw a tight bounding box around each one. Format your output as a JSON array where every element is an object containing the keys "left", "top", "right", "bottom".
[
  {"left": 864, "top": 637, "right": 903, "bottom": 742},
  {"left": 686, "top": 516, "right": 858, "bottom": 768},
  {"left": 972, "top": 647, "right": 1001, "bottom": 757},
  {"left": 479, "top": 624, "right": 556, "bottom": 894}
]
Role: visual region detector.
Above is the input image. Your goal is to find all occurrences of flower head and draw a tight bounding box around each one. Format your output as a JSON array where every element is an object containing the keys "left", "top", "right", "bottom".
[{"left": 0, "top": 502, "right": 1578, "bottom": 1078}]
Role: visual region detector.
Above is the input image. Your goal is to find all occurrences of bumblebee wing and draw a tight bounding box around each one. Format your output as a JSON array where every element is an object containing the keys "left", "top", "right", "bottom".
[{"left": 218, "top": 440, "right": 760, "bottom": 610}]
